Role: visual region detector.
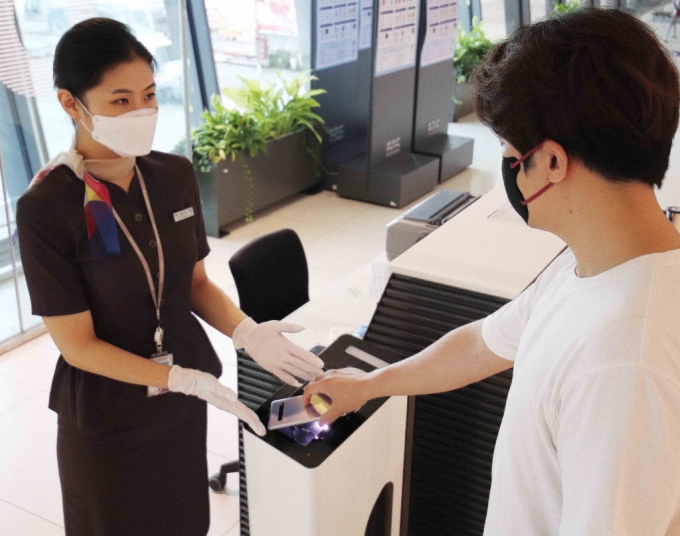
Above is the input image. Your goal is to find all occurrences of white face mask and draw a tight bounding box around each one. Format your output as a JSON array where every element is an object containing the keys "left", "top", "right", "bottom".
[{"left": 77, "top": 99, "right": 158, "bottom": 157}]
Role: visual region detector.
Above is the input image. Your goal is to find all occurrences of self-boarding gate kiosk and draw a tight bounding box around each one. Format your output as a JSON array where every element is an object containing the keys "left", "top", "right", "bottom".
[{"left": 239, "top": 335, "right": 408, "bottom": 536}]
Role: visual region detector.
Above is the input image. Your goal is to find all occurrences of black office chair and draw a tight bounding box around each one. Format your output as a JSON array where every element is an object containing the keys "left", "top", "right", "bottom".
[
  {"left": 229, "top": 228, "right": 310, "bottom": 323},
  {"left": 209, "top": 229, "right": 310, "bottom": 492}
]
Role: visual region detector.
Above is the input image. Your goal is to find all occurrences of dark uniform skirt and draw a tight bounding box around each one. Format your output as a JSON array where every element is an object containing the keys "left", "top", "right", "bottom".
[{"left": 56, "top": 400, "right": 210, "bottom": 536}]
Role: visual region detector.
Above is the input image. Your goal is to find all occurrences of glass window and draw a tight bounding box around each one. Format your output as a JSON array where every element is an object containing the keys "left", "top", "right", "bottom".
[
  {"left": 204, "top": 0, "right": 309, "bottom": 94},
  {"left": 0, "top": 157, "right": 22, "bottom": 343},
  {"left": 530, "top": 0, "right": 548, "bottom": 23},
  {"left": 637, "top": 0, "right": 680, "bottom": 48},
  {"left": 480, "top": 0, "right": 508, "bottom": 40}
]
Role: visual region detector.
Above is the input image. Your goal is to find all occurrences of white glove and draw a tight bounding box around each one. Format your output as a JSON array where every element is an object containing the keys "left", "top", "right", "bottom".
[
  {"left": 168, "top": 364, "right": 266, "bottom": 436},
  {"left": 232, "top": 317, "right": 325, "bottom": 386}
]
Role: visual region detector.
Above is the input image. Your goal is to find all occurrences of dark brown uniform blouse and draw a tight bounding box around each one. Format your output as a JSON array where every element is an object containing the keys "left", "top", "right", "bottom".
[{"left": 16, "top": 151, "right": 222, "bottom": 430}]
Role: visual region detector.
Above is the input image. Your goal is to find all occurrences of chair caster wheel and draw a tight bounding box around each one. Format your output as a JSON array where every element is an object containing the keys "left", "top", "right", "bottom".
[
  {"left": 209, "top": 472, "right": 226, "bottom": 492},
  {"left": 209, "top": 459, "right": 238, "bottom": 492}
]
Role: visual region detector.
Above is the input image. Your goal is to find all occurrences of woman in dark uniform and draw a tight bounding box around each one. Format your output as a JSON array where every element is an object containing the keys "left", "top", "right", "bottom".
[{"left": 16, "top": 18, "right": 324, "bottom": 536}]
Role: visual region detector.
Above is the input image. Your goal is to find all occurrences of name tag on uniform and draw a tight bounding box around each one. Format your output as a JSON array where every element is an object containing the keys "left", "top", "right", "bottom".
[{"left": 173, "top": 207, "right": 194, "bottom": 222}]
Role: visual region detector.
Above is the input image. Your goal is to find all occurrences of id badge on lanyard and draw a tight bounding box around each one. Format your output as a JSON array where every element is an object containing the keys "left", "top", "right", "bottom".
[
  {"left": 148, "top": 328, "right": 173, "bottom": 397},
  {"left": 110, "top": 165, "right": 173, "bottom": 397}
]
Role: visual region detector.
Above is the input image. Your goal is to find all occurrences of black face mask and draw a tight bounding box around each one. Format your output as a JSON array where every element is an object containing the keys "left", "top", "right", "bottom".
[
  {"left": 501, "top": 142, "right": 552, "bottom": 224},
  {"left": 502, "top": 156, "right": 529, "bottom": 223}
]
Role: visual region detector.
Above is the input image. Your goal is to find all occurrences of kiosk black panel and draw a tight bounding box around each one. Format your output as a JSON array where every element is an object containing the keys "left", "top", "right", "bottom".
[
  {"left": 369, "top": 68, "right": 418, "bottom": 169},
  {"left": 336, "top": 0, "right": 439, "bottom": 208},
  {"left": 309, "top": 1, "right": 373, "bottom": 189},
  {"left": 315, "top": 48, "right": 374, "bottom": 189},
  {"left": 312, "top": 44, "right": 372, "bottom": 147},
  {"left": 311, "top": 0, "right": 439, "bottom": 207},
  {"left": 364, "top": 273, "right": 510, "bottom": 536},
  {"left": 412, "top": 0, "right": 474, "bottom": 182}
]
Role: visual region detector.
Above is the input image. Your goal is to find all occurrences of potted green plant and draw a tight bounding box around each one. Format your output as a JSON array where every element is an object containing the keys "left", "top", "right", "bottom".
[
  {"left": 551, "top": 0, "right": 581, "bottom": 15},
  {"left": 190, "top": 72, "right": 326, "bottom": 236},
  {"left": 453, "top": 20, "right": 493, "bottom": 122}
]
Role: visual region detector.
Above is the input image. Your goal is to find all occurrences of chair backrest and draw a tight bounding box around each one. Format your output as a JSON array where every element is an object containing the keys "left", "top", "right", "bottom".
[{"left": 228, "top": 229, "right": 310, "bottom": 323}]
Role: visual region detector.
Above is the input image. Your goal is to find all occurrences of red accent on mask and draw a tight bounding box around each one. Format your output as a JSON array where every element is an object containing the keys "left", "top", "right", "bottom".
[
  {"left": 520, "top": 182, "right": 554, "bottom": 205},
  {"left": 509, "top": 142, "right": 544, "bottom": 170},
  {"left": 508, "top": 142, "right": 553, "bottom": 206}
]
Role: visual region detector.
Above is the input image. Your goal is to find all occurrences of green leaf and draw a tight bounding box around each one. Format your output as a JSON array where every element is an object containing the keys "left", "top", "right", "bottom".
[
  {"left": 453, "top": 19, "right": 494, "bottom": 83},
  {"left": 189, "top": 72, "right": 326, "bottom": 170}
]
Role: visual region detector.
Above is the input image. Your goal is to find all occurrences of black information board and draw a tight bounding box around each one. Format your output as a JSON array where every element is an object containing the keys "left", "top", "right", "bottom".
[
  {"left": 310, "top": 0, "right": 439, "bottom": 208},
  {"left": 412, "top": 0, "right": 474, "bottom": 182}
]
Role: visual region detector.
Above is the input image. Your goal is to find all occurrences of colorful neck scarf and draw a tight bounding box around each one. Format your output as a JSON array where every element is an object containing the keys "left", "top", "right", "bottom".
[{"left": 25, "top": 147, "right": 129, "bottom": 258}]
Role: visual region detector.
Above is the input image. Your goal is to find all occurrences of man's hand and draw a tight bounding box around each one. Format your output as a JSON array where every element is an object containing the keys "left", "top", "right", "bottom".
[
  {"left": 304, "top": 321, "right": 511, "bottom": 425},
  {"left": 303, "top": 367, "right": 370, "bottom": 425}
]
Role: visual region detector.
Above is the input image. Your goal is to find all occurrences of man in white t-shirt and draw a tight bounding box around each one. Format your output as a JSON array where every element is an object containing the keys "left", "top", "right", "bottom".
[{"left": 304, "top": 8, "right": 680, "bottom": 535}]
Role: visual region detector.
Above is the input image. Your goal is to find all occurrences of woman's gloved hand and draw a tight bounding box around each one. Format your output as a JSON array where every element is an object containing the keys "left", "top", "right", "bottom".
[
  {"left": 232, "top": 317, "right": 325, "bottom": 386},
  {"left": 168, "top": 365, "right": 266, "bottom": 436}
]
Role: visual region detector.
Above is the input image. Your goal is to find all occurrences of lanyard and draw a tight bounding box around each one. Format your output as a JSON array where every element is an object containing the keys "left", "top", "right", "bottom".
[{"left": 106, "top": 165, "right": 166, "bottom": 353}]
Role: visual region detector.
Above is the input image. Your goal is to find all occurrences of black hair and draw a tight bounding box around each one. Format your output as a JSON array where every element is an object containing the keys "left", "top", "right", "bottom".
[
  {"left": 472, "top": 8, "right": 680, "bottom": 188},
  {"left": 53, "top": 18, "right": 157, "bottom": 102}
]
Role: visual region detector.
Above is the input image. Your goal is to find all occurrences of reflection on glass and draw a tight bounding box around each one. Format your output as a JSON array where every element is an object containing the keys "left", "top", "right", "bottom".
[
  {"left": 204, "top": 0, "right": 309, "bottom": 94},
  {"left": 0, "top": 150, "right": 22, "bottom": 343},
  {"left": 635, "top": 2, "right": 680, "bottom": 71},
  {"left": 479, "top": 0, "right": 508, "bottom": 41},
  {"left": 14, "top": 0, "right": 188, "bottom": 158},
  {"left": 531, "top": 0, "right": 548, "bottom": 22},
  {"left": 18, "top": 268, "right": 42, "bottom": 332}
]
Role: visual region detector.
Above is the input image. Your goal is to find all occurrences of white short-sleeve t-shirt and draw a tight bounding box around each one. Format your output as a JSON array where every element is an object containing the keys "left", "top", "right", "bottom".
[{"left": 481, "top": 248, "right": 680, "bottom": 536}]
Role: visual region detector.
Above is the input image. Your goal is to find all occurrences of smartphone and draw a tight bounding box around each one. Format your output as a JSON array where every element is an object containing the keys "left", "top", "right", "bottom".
[{"left": 268, "top": 394, "right": 330, "bottom": 431}]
